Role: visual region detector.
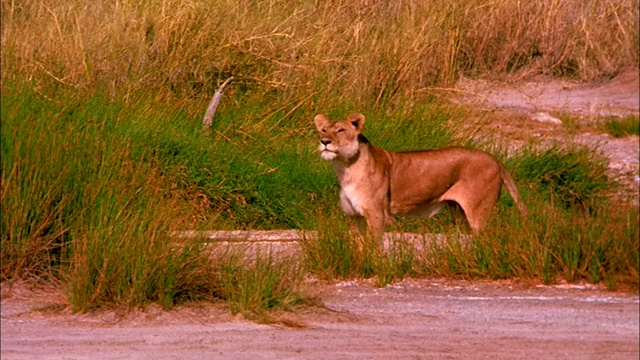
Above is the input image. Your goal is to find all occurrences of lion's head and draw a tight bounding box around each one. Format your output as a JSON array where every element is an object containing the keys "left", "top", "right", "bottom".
[{"left": 314, "top": 113, "right": 366, "bottom": 162}]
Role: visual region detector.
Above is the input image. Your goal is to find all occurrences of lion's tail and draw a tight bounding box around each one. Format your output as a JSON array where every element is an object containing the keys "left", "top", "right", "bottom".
[{"left": 499, "top": 163, "right": 527, "bottom": 215}]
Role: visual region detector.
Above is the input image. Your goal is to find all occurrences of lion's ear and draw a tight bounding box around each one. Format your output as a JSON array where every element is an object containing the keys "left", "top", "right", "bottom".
[
  {"left": 314, "top": 114, "right": 330, "bottom": 132},
  {"left": 347, "top": 113, "right": 365, "bottom": 131}
]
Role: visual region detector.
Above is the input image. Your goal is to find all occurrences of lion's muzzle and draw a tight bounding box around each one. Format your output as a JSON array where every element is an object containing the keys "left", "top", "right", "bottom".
[{"left": 318, "top": 141, "right": 338, "bottom": 160}]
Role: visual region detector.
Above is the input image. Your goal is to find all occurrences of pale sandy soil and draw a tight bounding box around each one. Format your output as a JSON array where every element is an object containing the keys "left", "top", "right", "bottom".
[{"left": 2, "top": 279, "right": 639, "bottom": 360}]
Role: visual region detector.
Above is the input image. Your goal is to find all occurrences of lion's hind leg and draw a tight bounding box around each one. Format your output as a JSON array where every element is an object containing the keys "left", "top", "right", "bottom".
[
  {"left": 455, "top": 189, "right": 501, "bottom": 233},
  {"left": 440, "top": 166, "right": 502, "bottom": 232}
]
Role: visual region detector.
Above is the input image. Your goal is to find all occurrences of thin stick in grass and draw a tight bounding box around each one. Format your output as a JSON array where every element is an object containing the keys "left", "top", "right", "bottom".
[{"left": 203, "top": 76, "right": 234, "bottom": 134}]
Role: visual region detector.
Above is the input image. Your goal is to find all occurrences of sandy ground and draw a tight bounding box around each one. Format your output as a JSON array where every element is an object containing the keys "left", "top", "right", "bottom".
[
  {"left": 2, "top": 279, "right": 639, "bottom": 360},
  {"left": 2, "top": 70, "right": 639, "bottom": 359},
  {"left": 457, "top": 68, "right": 639, "bottom": 118}
]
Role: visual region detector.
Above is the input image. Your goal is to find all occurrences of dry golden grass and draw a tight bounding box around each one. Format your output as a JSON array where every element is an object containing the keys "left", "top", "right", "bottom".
[{"left": 2, "top": 0, "right": 638, "bottom": 103}]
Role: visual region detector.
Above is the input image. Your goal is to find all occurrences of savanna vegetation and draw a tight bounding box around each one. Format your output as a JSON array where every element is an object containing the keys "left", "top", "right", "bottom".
[{"left": 2, "top": 0, "right": 638, "bottom": 316}]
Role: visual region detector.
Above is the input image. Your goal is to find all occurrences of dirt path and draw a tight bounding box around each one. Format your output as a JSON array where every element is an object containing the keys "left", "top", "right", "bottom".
[
  {"left": 1, "top": 279, "right": 638, "bottom": 359},
  {"left": 457, "top": 68, "right": 639, "bottom": 118}
]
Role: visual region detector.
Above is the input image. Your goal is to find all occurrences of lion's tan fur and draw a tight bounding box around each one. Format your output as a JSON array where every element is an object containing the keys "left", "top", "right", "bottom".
[{"left": 314, "top": 113, "right": 526, "bottom": 242}]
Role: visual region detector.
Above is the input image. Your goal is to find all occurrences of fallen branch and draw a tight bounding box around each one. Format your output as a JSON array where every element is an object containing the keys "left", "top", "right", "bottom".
[{"left": 202, "top": 76, "right": 234, "bottom": 133}]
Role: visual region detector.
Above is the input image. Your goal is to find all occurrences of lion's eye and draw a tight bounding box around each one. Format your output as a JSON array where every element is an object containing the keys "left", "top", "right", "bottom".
[
  {"left": 337, "top": 128, "right": 345, "bottom": 133},
  {"left": 321, "top": 129, "right": 326, "bottom": 133}
]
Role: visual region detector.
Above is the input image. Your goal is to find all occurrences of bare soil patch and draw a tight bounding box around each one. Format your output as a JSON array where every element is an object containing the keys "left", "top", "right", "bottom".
[
  {"left": 2, "top": 279, "right": 638, "bottom": 359},
  {"left": 457, "top": 68, "right": 639, "bottom": 118}
]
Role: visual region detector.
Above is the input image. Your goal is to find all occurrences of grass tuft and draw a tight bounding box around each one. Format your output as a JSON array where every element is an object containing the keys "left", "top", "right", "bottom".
[
  {"left": 213, "top": 251, "right": 307, "bottom": 320},
  {"left": 602, "top": 115, "right": 640, "bottom": 138},
  {"left": 507, "top": 146, "right": 610, "bottom": 210}
]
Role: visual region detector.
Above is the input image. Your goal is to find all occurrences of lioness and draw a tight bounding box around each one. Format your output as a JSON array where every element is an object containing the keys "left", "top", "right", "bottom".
[{"left": 314, "top": 113, "right": 526, "bottom": 242}]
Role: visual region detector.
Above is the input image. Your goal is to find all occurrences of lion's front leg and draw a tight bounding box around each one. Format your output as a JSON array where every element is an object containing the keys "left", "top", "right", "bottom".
[
  {"left": 347, "top": 211, "right": 385, "bottom": 254},
  {"left": 347, "top": 216, "right": 367, "bottom": 252},
  {"left": 362, "top": 208, "right": 387, "bottom": 252}
]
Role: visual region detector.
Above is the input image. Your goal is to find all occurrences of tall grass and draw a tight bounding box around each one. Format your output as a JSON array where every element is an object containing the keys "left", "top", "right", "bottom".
[
  {"left": 2, "top": 0, "right": 637, "bottom": 104},
  {"left": 423, "top": 199, "right": 639, "bottom": 290},
  {"left": 2, "top": 0, "right": 638, "bottom": 313},
  {"left": 3, "top": 78, "right": 638, "bottom": 310},
  {"left": 1, "top": 81, "right": 311, "bottom": 312}
]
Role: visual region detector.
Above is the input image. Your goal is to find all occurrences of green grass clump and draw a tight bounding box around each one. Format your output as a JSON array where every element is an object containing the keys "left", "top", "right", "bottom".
[
  {"left": 602, "top": 116, "right": 640, "bottom": 138},
  {"left": 0, "top": 82, "right": 228, "bottom": 310},
  {"left": 303, "top": 224, "right": 417, "bottom": 287},
  {"left": 507, "top": 146, "right": 610, "bottom": 210},
  {"left": 1, "top": 81, "right": 314, "bottom": 312},
  {"left": 424, "top": 199, "right": 639, "bottom": 290},
  {"left": 214, "top": 252, "right": 307, "bottom": 319}
]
